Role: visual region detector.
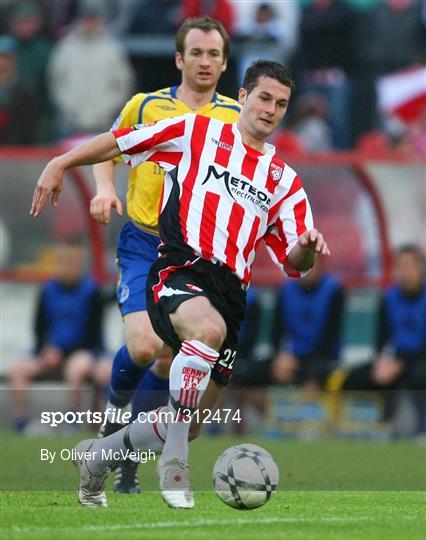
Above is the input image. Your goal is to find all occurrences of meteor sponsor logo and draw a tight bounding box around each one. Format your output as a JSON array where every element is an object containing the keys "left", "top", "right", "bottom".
[{"left": 202, "top": 165, "right": 271, "bottom": 212}]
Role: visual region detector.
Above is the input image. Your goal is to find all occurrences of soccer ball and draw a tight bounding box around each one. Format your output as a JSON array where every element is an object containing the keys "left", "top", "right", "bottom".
[{"left": 212, "top": 443, "right": 279, "bottom": 509}]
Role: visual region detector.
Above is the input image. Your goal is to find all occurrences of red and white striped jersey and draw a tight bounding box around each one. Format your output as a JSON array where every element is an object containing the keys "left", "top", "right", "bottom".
[{"left": 113, "top": 113, "right": 313, "bottom": 284}]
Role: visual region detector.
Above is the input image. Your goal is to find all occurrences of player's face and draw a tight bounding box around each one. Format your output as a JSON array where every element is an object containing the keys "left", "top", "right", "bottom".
[
  {"left": 176, "top": 29, "right": 227, "bottom": 91},
  {"left": 394, "top": 252, "right": 424, "bottom": 293},
  {"left": 56, "top": 245, "right": 86, "bottom": 285},
  {"left": 238, "top": 77, "right": 291, "bottom": 139}
]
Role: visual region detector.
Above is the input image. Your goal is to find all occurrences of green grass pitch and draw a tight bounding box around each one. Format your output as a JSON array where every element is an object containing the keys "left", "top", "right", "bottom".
[{"left": 1, "top": 433, "right": 425, "bottom": 540}]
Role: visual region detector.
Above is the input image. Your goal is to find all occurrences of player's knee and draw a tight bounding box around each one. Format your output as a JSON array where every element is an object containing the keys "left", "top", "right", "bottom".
[
  {"left": 65, "top": 365, "right": 89, "bottom": 384},
  {"left": 65, "top": 354, "right": 92, "bottom": 379},
  {"left": 189, "top": 318, "right": 226, "bottom": 351},
  {"left": 201, "top": 325, "right": 226, "bottom": 350},
  {"left": 127, "top": 338, "right": 159, "bottom": 367}
]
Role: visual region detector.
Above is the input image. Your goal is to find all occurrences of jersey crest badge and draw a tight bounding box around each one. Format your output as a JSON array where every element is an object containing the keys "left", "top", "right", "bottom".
[{"left": 269, "top": 162, "right": 283, "bottom": 183}]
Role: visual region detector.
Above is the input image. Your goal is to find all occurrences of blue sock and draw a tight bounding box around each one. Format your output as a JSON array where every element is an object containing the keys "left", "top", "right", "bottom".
[
  {"left": 131, "top": 369, "right": 170, "bottom": 422},
  {"left": 108, "top": 346, "right": 150, "bottom": 408}
]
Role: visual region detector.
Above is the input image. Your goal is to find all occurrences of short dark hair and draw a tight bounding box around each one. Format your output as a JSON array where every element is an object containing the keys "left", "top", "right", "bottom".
[
  {"left": 242, "top": 60, "right": 295, "bottom": 95},
  {"left": 176, "top": 16, "right": 230, "bottom": 59}
]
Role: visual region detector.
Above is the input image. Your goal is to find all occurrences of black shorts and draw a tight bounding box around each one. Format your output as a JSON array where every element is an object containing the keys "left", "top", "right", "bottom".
[{"left": 146, "top": 252, "right": 247, "bottom": 386}]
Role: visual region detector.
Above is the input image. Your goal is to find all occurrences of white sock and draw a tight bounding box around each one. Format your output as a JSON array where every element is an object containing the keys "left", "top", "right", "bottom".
[
  {"left": 161, "top": 340, "right": 218, "bottom": 463},
  {"left": 89, "top": 405, "right": 168, "bottom": 473}
]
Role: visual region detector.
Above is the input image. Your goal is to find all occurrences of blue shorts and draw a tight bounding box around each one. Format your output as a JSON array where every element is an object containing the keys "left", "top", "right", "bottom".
[{"left": 116, "top": 221, "right": 161, "bottom": 316}]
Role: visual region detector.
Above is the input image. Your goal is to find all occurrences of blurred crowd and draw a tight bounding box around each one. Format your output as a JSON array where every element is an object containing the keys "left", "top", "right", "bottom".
[{"left": 0, "top": 0, "right": 425, "bottom": 155}]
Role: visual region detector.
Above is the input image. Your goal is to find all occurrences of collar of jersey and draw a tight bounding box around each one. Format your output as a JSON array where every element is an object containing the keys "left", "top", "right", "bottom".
[
  {"left": 170, "top": 86, "right": 217, "bottom": 103},
  {"left": 231, "top": 123, "right": 275, "bottom": 156}
]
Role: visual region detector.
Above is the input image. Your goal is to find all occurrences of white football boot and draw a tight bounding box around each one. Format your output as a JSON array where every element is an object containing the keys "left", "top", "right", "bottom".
[
  {"left": 157, "top": 456, "right": 195, "bottom": 508},
  {"left": 73, "top": 439, "right": 109, "bottom": 507}
]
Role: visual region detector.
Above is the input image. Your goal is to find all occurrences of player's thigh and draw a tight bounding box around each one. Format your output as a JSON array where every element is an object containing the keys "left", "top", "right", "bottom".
[
  {"left": 64, "top": 350, "right": 94, "bottom": 381},
  {"left": 116, "top": 222, "right": 160, "bottom": 317},
  {"left": 170, "top": 295, "right": 227, "bottom": 348},
  {"left": 189, "top": 379, "right": 225, "bottom": 440}
]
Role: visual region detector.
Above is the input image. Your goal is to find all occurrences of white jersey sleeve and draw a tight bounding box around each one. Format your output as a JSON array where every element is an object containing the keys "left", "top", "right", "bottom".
[
  {"left": 112, "top": 114, "right": 188, "bottom": 171},
  {"left": 264, "top": 179, "right": 314, "bottom": 278}
]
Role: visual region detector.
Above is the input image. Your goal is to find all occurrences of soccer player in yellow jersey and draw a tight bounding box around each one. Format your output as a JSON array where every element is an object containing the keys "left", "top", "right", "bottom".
[{"left": 90, "top": 17, "right": 240, "bottom": 492}]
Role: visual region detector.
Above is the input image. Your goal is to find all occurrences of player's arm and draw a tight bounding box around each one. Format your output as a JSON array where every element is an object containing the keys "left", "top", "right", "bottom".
[
  {"left": 89, "top": 95, "right": 141, "bottom": 225},
  {"left": 264, "top": 182, "right": 330, "bottom": 276},
  {"left": 114, "top": 115, "right": 186, "bottom": 170},
  {"left": 31, "top": 132, "right": 121, "bottom": 217},
  {"left": 287, "top": 228, "right": 330, "bottom": 271},
  {"left": 32, "top": 114, "right": 186, "bottom": 217},
  {"left": 91, "top": 161, "right": 123, "bottom": 225}
]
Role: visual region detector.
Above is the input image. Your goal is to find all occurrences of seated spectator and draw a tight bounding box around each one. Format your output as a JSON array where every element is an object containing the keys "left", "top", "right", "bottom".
[
  {"left": 291, "top": 93, "right": 332, "bottom": 153},
  {"left": 9, "top": 239, "right": 111, "bottom": 432},
  {"left": 272, "top": 259, "right": 345, "bottom": 390},
  {"left": 0, "top": 35, "right": 39, "bottom": 144},
  {"left": 47, "top": 4, "right": 134, "bottom": 138},
  {"left": 342, "top": 245, "right": 426, "bottom": 435}
]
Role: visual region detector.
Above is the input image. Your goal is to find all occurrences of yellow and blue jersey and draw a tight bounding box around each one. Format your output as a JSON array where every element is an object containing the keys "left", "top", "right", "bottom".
[{"left": 112, "top": 86, "right": 241, "bottom": 233}]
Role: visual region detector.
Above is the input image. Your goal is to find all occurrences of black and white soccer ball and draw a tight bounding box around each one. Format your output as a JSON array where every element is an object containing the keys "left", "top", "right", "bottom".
[{"left": 212, "top": 443, "right": 279, "bottom": 509}]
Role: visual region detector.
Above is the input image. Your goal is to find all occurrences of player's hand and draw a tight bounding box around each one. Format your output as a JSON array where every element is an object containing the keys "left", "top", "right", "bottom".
[
  {"left": 30, "top": 158, "right": 64, "bottom": 217},
  {"left": 90, "top": 187, "right": 123, "bottom": 224},
  {"left": 298, "top": 229, "right": 331, "bottom": 256}
]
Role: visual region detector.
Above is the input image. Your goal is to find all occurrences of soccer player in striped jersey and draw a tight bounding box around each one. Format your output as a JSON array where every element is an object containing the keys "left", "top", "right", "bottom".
[
  {"left": 89, "top": 17, "right": 241, "bottom": 493},
  {"left": 32, "top": 60, "right": 330, "bottom": 509}
]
